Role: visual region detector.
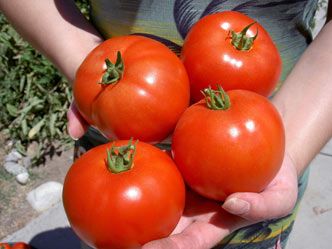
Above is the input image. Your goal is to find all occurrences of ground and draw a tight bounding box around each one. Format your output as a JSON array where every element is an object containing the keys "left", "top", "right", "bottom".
[{"left": 0, "top": 132, "right": 73, "bottom": 240}]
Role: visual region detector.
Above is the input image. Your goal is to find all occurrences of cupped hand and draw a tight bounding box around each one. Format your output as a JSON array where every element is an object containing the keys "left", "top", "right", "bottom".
[
  {"left": 221, "top": 152, "right": 298, "bottom": 221},
  {"left": 143, "top": 189, "right": 248, "bottom": 249},
  {"left": 143, "top": 153, "right": 299, "bottom": 249}
]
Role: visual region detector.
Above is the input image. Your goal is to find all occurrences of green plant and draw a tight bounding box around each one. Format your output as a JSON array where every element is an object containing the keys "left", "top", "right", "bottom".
[
  {"left": 0, "top": 1, "right": 90, "bottom": 165},
  {"left": 0, "top": 14, "right": 72, "bottom": 163},
  {"left": 75, "top": 0, "right": 90, "bottom": 19},
  {"left": 0, "top": 0, "right": 89, "bottom": 165}
]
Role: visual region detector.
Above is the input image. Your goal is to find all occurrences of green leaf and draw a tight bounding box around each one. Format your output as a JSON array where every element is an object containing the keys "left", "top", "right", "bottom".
[
  {"left": 21, "top": 119, "right": 28, "bottom": 136},
  {"left": 6, "top": 103, "right": 18, "bottom": 117},
  {"left": 49, "top": 113, "right": 57, "bottom": 137},
  {"left": 28, "top": 119, "right": 45, "bottom": 139},
  {"left": 19, "top": 75, "right": 26, "bottom": 92},
  {"left": 15, "top": 141, "right": 27, "bottom": 156}
]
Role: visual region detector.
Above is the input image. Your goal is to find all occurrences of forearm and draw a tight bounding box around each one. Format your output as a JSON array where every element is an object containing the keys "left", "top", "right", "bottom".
[
  {"left": 0, "top": 0, "right": 103, "bottom": 82},
  {"left": 272, "top": 21, "right": 332, "bottom": 177}
]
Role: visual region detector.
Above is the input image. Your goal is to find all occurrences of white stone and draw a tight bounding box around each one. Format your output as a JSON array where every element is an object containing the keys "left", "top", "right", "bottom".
[
  {"left": 3, "top": 161, "right": 27, "bottom": 176},
  {"left": 16, "top": 172, "right": 30, "bottom": 185},
  {"left": 5, "top": 150, "right": 22, "bottom": 162},
  {"left": 26, "top": 181, "right": 63, "bottom": 212}
]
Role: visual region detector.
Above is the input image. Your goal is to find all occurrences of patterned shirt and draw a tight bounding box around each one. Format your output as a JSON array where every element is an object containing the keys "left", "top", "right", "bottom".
[{"left": 89, "top": 0, "right": 319, "bottom": 85}]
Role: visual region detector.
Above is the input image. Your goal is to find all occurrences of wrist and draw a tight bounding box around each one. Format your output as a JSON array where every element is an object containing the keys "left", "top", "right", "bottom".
[
  {"left": 60, "top": 39, "right": 103, "bottom": 84},
  {"left": 284, "top": 149, "right": 302, "bottom": 179}
]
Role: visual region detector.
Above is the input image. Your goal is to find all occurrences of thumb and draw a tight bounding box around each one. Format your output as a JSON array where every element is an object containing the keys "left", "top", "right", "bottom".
[
  {"left": 67, "top": 102, "right": 89, "bottom": 140},
  {"left": 222, "top": 157, "right": 298, "bottom": 221},
  {"left": 221, "top": 190, "right": 296, "bottom": 221}
]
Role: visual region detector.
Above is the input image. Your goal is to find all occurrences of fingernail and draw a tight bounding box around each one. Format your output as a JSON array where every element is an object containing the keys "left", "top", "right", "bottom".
[
  {"left": 67, "top": 123, "right": 80, "bottom": 141},
  {"left": 222, "top": 198, "right": 250, "bottom": 215}
]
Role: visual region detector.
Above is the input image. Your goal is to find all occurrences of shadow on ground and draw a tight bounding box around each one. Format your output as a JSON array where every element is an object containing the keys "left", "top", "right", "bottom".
[{"left": 29, "top": 227, "right": 81, "bottom": 249}]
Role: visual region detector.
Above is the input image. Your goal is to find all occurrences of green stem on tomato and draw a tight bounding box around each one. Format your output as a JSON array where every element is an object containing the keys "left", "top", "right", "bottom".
[
  {"left": 100, "top": 51, "right": 124, "bottom": 84},
  {"left": 106, "top": 138, "right": 138, "bottom": 173},
  {"left": 230, "top": 22, "right": 258, "bottom": 51},
  {"left": 201, "top": 85, "right": 231, "bottom": 110}
]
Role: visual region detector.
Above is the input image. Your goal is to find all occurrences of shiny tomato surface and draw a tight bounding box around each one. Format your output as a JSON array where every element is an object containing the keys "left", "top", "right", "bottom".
[
  {"left": 0, "top": 243, "right": 11, "bottom": 249},
  {"left": 182, "top": 11, "right": 281, "bottom": 102},
  {"left": 11, "top": 243, "right": 31, "bottom": 249},
  {"left": 172, "top": 90, "right": 285, "bottom": 201},
  {"left": 63, "top": 140, "right": 185, "bottom": 249},
  {"left": 0, "top": 243, "right": 31, "bottom": 249},
  {"left": 74, "top": 35, "right": 190, "bottom": 143}
]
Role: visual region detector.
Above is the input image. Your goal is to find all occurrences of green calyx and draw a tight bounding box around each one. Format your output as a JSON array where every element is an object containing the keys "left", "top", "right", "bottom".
[
  {"left": 100, "top": 51, "right": 124, "bottom": 85},
  {"left": 106, "top": 139, "right": 138, "bottom": 174},
  {"left": 230, "top": 22, "right": 258, "bottom": 51},
  {"left": 201, "top": 85, "right": 231, "bottom": 110}
]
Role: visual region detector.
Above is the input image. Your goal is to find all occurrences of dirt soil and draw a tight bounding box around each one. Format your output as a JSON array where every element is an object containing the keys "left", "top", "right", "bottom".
[{"left": 0, "top": 132, "right": 74, "bottom": 240}]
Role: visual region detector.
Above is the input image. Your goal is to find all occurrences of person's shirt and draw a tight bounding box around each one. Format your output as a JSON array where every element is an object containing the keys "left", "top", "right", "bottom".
[{"left": 89, "top": 0, "right": 323, "bottom": 89}]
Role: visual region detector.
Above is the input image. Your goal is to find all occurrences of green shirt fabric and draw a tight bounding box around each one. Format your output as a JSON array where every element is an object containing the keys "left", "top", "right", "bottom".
[{"left": 89, "top": 0, "right": 319, "bottom": 88}]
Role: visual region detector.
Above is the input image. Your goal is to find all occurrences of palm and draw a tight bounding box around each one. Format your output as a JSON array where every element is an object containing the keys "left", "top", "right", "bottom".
[{"left": 143, "top": 153, "right": 298, "bottom": 249}]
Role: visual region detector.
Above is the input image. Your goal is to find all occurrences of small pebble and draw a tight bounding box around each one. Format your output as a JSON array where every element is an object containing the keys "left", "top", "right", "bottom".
[
  {"left": 26, "top": 181, "right": 63, "bottom": 212},
  {"left": 16, "top": 172, "right": 30, "bottom": 185},
  {"left": 3, "top": 161, "right": 27, "bottom": 176},
  {"left": 5, "top": 150, "right": 22, "bottom": 162}
]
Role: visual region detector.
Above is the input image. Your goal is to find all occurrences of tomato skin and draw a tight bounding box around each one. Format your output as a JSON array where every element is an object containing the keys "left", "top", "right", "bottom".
[
  {"left": 172, "top": 90, "right": 285, "bottom": 201},
  {"left": 74, "top": 35, "right": 190, "bottom": 143},
  {"left": 181, "top": 11, "right": 282, "bottom": 102},
  {"left": 0, "top": 243, "right": 30, "bottom": 249},
  {"left": 11, "top": 243, "right": 30, "bottom": 249},
  {"left": 63, "top": 141, "right": 185, "bottom": 249},
  {"left": 0, "top": 243, "right": 11, "bottom": 249}
]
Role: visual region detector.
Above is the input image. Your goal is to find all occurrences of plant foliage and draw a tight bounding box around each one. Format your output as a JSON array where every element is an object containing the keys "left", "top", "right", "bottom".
[{"left": 0, "top": 1, "right": 90, "bottom": 164}]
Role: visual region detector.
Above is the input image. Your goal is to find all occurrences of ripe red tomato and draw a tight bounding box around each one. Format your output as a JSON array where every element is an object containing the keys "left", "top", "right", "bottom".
[
  {"left": 0, "top": 243, "right": 11, "bottom": 249},
  {"left": 172, "top": 87, "right": 285, "bottom": 201},
  {"left": 0, "top": 243, "right": 30, "bottom": 249},
  {"left": 181, "top": 11, "right": 282, "bottom": 102},
  {"left": 63, "top": 140, "right": 185, "bottom": 249},
  {"left": 74, "top": 35, "right": 190, "bottom": 143},
  {"left": 11, "top": 243, "right": 30, "bottom": 249}
]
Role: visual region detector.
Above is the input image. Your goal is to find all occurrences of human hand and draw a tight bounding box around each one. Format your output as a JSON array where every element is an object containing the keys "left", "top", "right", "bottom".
[
  {"left": 221, "top": 152, "right": 298, "bottom": 221},
  {"left": 143, "top": 153, "right": 299, "bottom": 249},
  {"left": 67, "top": 101, "right": 89, "bottom": 140},
  {"left": 143, "top": 189, "right": 249, "bottom": 249}
]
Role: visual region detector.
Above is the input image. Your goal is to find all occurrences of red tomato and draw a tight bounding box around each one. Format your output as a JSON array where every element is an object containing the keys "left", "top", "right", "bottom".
[
  {"left": 0, "top": 243, "right": 11, "bottom": 249},
  {"left": 0, "top": 243, "right": 30, "bottom": 249},
  {"left": 11, "top": 243, "right": 30, "bottom": 249},
  {"left": 172, "top": 87, "right": 285, "bottom": 201},
  {"left": 74, "top": 35, "right": 190, "bottom": 143},
  {"left": 63, "top": 140, "right": 185, "bottom": 249},
  {"left": 181, "top": 11, "right": 282, "bottom": 102}
]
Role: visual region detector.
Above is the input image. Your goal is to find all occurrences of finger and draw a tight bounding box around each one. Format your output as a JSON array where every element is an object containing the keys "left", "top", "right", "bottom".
[
  {"left": 67, "top": 101, "right": 89, "bottom": 140},
  {"left": 171, "top": 216, "right": 193, "bottom": 235},
  {"left": 222, "top": 156, "right": 298, "bottom": 221},
  {"left": 143, "top": 210, "right": 247, "bottom": 249}
]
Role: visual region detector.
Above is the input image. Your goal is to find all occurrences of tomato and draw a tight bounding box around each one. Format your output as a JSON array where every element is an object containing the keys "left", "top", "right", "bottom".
[
  {"left": 0, "top": 243, "right": 30, "bottom": 249},
  {"left": 0, "top": 243, "right": 11, "bottom": 249},
  {"left": 11, "top": 243, "right": 30, "bottom": 249},
  {"left": 172, "top": 87, "right": 285, "bottom": 201},
  {"left": 181, "top": 11, "right": 282, "bottom": 102},
  {"left": 74, "top": 35, "right": 190, "bottom": 143},
  {"left": 63, "top": 140, "right": 185, "bottom": 249}
]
